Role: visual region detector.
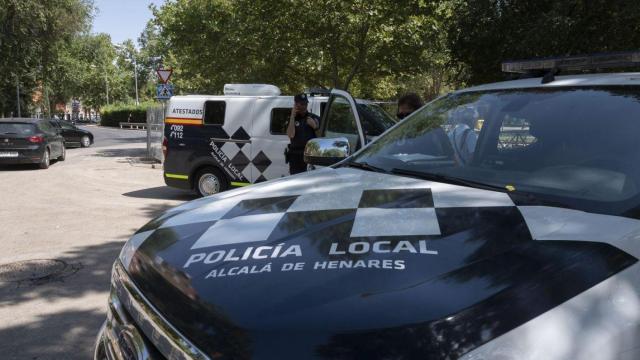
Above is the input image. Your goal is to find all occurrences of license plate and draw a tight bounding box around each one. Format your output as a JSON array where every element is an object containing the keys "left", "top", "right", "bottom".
[{"left": 0, "top": 152, "right": 18, "bottom": 158}]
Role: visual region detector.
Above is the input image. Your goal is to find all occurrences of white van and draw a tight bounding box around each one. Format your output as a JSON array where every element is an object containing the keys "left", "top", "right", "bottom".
[{"left": 163, "top": 84, "right": 396, "bottom": 196}]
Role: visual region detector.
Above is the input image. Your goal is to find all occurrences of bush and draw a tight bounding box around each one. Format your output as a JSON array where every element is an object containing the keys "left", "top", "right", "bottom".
[{"left": 100, "top": 103, "right": 153, "bottom": 127}]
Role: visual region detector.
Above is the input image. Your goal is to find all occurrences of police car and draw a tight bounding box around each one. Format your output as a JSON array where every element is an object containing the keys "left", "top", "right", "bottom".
[
  {"left": 97, "top": 53, "right": 640, "bottom": 360},
  {"left": 163, "top": 84, "right": 396, "bottom": 196}
]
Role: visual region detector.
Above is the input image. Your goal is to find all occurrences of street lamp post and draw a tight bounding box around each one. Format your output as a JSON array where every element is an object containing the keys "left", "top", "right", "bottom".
[
  {"left": 104, "top": 69, "right": 110, "bottom": 105},
  {"left": 133, "top": 57, "right": 139, "bottom": 106},
  {"left": 16, "top": 79, "right": 21, "bottom": 118}
]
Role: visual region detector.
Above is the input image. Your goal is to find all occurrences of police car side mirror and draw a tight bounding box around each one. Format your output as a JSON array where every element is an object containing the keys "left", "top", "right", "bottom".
[{"left": 304, "top": 137, "right": 350, "bottom": 166}]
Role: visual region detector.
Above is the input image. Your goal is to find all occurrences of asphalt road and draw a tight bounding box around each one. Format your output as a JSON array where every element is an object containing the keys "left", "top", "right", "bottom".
[
  {"left": 0, "top": 126, "right": 195, "bottom": 359},
  {"left": 79, "top": 124, "right": 147, "bottom": 148}
]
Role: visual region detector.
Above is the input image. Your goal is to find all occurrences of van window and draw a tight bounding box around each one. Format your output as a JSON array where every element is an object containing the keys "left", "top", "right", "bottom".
[
  {"left": 270, "top": 107, "right": 291, "bottom": 135},
  {"left": 204, "top": 101, "right": 226, "bottom": 125}
]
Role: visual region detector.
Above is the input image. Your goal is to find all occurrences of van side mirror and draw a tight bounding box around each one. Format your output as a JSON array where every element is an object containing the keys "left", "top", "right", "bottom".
[{"left": 304, "top": 137, "right": 350, "bottom": 166}]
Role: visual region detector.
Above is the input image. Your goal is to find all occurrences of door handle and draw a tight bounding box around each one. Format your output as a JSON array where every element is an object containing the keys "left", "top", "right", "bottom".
[{"left": 178, "top": 143, "right": 186, "bottom": 147}]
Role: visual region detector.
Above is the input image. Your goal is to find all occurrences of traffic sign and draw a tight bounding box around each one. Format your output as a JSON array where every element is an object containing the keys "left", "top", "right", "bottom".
[
  {"left": 156, "top": 68, "right": 173, "bottom": 84},
  {"left": 156, "top": 84, "right": 174, "bottom": 100}
]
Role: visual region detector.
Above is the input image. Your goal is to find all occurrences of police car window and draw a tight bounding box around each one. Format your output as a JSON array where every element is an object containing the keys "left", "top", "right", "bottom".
[
  {"left": 357, "top": 103, "right": 396, "bottom": 138},
  {"left": 320, "top": 102, "right": 327, "bottom": 118},
  {"left": 325, "top": 95, "right": 359, "bottom": 150},
  {"left": 204, "top": 101, "right": 226, "bottom": 126},
  {"left": 270, "top": 107, "right": 291, "bottom": 135}
]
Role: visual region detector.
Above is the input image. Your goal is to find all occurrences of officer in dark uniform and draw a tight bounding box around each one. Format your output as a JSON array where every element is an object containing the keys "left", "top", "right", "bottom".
[{"left": 286, "top": 93, "right": 320, "bottom": 174}]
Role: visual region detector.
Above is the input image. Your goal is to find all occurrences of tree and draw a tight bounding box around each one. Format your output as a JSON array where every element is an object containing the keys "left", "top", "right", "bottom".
[
  {"left": 0, "top": 0, "right": 94, "bottom": 116},
  {"left": 151, "top": 0, "right": 449, "bottom": 99},
  {"left": 444, "top": 0, "right": 640, "bottom": 85}
]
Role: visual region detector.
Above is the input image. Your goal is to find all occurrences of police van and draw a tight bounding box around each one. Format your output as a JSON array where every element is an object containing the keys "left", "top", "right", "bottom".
[{"left": 163, "top": 84, "right": 396, "bottom": 196}]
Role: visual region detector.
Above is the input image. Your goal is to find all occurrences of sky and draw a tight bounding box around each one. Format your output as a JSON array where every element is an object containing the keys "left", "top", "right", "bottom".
[{"left": 92, "top": 0, "right": 165, "bottom": 45}]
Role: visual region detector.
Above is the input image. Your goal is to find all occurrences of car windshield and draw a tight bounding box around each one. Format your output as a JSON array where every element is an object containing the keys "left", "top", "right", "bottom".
[
  {"left": 0, "top": 123, "right": 36, "bottom": 135},
  {"left": 350, "top": 87, "right": 640, "bottom": 216}
]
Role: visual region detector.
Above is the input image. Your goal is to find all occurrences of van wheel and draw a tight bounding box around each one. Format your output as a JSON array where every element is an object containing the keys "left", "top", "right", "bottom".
[{"left": 195, "top": 167, "right": 227, "bottom": 197}]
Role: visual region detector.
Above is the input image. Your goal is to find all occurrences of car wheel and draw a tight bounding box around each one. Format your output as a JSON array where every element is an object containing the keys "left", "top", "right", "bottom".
[
  {"left": 195, "top": 167, "right": 227, "bottom": 197},
  {"left": 39, "top": 149, "right": 50, "bottom": 169},
  {"left": 58, "top": 144, "right": 66, "bottom": 161},
  {"left": 81, "top": 135, "right": 91, "bottom": 147}
]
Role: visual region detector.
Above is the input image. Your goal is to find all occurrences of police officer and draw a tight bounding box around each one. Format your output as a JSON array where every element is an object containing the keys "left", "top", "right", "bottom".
[{"left": 286, "top": 93, "right": 320, "bottom": 174}]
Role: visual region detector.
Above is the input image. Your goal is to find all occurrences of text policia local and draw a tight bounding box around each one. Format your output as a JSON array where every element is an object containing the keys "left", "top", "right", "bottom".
[{"left": 183, "top": 240, "right": 438, "bottom": 269}]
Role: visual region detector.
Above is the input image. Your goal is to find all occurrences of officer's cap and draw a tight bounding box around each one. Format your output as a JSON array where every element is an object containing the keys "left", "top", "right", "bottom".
[{"left": 294, "top": 93, "right": 309, "bottom": 104}]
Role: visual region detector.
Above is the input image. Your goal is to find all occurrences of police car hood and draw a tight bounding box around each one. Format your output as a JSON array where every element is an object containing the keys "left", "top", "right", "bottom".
[{"left": 122, "top": 167, "right": 639, "bottom": 359}]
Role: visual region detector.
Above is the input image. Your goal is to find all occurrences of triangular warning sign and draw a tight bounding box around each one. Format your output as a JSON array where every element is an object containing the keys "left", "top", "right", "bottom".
[{"left": 156, "top": 68, "right": 173, "bottom": 84}]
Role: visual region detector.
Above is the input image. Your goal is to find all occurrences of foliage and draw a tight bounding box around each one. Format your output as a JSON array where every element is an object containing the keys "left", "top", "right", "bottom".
[
  {"left": 4, "top": 0, "right": 640, "bottom": 116},
  {"left": 444, "top": 0, "right": 640, "bottom": 85},
  {"left": 100, "top": 102, "right": 153, "bottom": 127},
  {"left": 0, "top": 0, "right": 94, "bottom": 116},
  {"left": 151, "top": 0, "right": 451, "bottom": 100}
]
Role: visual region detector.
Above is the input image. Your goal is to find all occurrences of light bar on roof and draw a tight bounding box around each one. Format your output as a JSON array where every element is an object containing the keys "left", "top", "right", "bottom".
[{"left": 502, "top": 51, "right": 640, "bottom": 73}]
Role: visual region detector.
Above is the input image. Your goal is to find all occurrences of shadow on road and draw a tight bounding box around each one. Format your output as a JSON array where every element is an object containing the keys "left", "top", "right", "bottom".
[
  {"left": 0, "top": 161, "right": 67, "bottom": 171},
  {"left": 92, "top": 147, "right": 147, "bottom": 158},
  {"left": 0, "top": 164, "right": 39, "bottom": 172},
  {"left": 0, "top": 308, "right": 106, "bottom": 360},
  {"left": 0, "top": 239, "right": 127, "bottom": 359},
  {"left": 139, "top": 202, "right": 186, "bottom": 220},
  {"left": 0, "top": 240, "right": 124, "bottom": 307},
  {"left": 123, "top": 186, "right": 197, "bottom": 202}
]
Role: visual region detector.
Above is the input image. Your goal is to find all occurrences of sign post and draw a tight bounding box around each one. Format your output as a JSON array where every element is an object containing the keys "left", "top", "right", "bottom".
[{"left": 156, "top": 67, "right": 174, "bottom": 101}]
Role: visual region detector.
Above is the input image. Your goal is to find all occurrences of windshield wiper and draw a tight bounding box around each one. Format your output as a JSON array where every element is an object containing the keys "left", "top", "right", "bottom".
[
  {"left": 1, "top": 132, "right": 17, "bottom": 135},
  {"left": 345, "top": 161, "right": 389, "bottom": 174},
  {"left": 390, "top": 168, "right": 508, "bottom": 192}
]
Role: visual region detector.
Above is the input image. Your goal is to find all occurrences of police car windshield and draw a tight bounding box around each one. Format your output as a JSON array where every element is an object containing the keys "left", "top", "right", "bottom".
[{"left": 351, "top": 87, "right": 640, "bottom": 216}]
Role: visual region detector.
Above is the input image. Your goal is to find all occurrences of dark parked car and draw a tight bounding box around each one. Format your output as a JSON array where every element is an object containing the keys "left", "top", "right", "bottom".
[
  {"left": 0, "top": 118, "right": 65, "bottom": 169},
  {"left": 50, "top": 119, "right": 94, "bottom": 147}
]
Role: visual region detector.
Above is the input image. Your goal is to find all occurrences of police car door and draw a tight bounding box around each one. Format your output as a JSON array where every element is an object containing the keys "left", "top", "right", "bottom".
[
  {"left": 320, "top": 89, "right": 365, "bottom": 153},
  {"left": 249, "top": 97, "right": 291, "bottom": 182}
]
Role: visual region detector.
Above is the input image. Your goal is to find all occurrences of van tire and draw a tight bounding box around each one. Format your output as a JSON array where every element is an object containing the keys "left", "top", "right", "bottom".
[{"left": 194, "top": 167, "right": 228, "bottom": 197}]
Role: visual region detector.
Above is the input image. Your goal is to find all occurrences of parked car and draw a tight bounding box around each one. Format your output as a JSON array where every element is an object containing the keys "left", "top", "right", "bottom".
[
  {"left": 96, "top": 53, "right": 640, "bottom": 359},
  {"left": 0, "top": 118, "right": 65, "bottom": 169},
  {"left": 163, "top": 84, "right": 396, "bottom": 197},
  {"left": 49, "top": 119, "right": 93, "bottom": 147}
]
